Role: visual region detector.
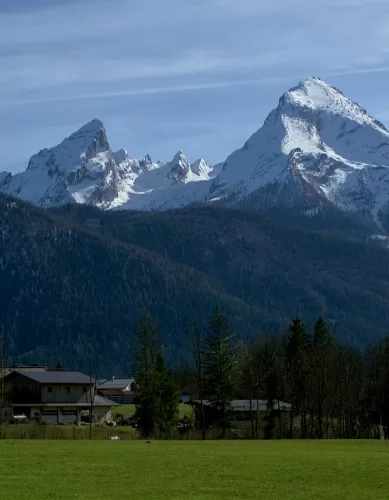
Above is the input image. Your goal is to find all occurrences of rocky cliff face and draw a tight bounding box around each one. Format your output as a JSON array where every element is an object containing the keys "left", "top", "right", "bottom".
[
  {"left": 210, "top": 77, "right": 389, "bottom": 231},
  {"left": 3, "top": 77, "right": 389, "bottom": 233}
]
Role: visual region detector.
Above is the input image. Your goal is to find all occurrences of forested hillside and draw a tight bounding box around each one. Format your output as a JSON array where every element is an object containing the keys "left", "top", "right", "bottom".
[
  {"left": 1, "top": 193, "right": 389, "bottom": 374},
  {"left": 54, "top": 203, "right": 389, "bottom": 346}
]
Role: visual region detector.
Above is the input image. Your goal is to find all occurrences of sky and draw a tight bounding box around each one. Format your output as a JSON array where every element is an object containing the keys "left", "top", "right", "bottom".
[{"left": 2, "top": 0, "right": 389, "bottom": 173}]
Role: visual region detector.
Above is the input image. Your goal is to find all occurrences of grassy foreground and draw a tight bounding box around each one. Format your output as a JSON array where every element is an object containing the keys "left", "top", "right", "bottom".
[{"left": 0, "top": 440, "right": 388, "bottom": 499}]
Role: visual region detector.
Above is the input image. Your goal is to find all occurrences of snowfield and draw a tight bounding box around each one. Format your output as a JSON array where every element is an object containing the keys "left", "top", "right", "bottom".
[{"left": 2, "top": 77, "right": 389, "bottom": 229}]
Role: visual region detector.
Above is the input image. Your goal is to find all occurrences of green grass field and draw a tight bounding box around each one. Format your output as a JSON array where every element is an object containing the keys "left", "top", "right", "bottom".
[
  {"left": 0, "top": 440, "right": 388, "bottom": 499},
  {"left": 113, "top": 403, "right": 193, "bottom": 419}
]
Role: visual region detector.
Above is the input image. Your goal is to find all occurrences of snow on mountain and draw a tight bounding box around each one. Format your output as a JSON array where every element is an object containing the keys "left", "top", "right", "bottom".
[
  {"left": 210, "top": 77, "right": 389, "bottom": 228},
  {"left": 1, "top": 119, "right": 120, "bottom": 208},
  {"left": 0, "top": 118, "right": 218, "bottom": 211},
  {"left": 0, "top": 171, "right": 11, "bottom": 189},
  {"left": 3, "top": 76, "right": 389, "bottom": 230},
  {"left": 109, "top": 151, "right": 220, "bottom": 210}
]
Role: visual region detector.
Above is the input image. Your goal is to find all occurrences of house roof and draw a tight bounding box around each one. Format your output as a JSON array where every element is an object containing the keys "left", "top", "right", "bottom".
[
  {"left": 97, "top": 378, "right": 133, "bottom": 390},
  {"left": 12, "top": 394, "right": 120, "bottom": 408},
  {"left": 98, "top": 388, "right": 135, "bottom": 397},
  {"left": 10, "top": 365, "right": 48, "bottom": 372},
  {"left": 12, "top": 370, "right": 93, "bottom": 385},
  {"left": 0, "top": 368, "right": 10, "bottom": 378}
]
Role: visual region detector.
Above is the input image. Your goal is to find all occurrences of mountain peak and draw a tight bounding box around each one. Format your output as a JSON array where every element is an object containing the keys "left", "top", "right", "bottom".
[
  {"left": 66, "top": 118, "right": 109, "bottom": 150},
  {"left": 191, "top": 158, "right": 210, "bottom": 177},
  {"left": 172, "top": 150, "right": 186, "bottom": 162},
  {"left": 74, "top": 118, "right": 106, "bottom": 135},
  {"left": 279, "top": 77, "right": 387, "bottom": 132},
  {"left": 167, "top": 150, "right": 190, "bottom": 183},
  {"left": 113, "top": 149, "right": 129, "bottom": 164}
]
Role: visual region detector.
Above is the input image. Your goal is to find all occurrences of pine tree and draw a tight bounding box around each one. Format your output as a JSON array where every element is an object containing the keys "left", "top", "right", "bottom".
[
  {"left": 133, "top": 312, "right": 179, "bottom": 438},
  {"left": 311, "top": 317, "right": 335, "bottom": 438},
  {"left": 285, "top": 318, "right": 311, "bottom": 438},
  {"left": 154, "top": 351, "right": 179, "bottom": 437},
  {"left": 382, "top": 339, "right": 389, "bottom": 440},
  {"left": 204, "top": 308, "right": 237, "bottom": 438},
  {"left": 186, "top": 316, "right": 207, "bottom": 439},
  {"left": 133, "top": 312, "right": 160, "bottom": 437}
]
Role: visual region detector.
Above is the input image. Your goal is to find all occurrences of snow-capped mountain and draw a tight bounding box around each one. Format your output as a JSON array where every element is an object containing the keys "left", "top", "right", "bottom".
[
  {"left": 0, "top": 119, "right": 120, "bottom": 207},
  {"left": 109, "top": 150, "right": 220, "bottom": 211},
  {"left": 3, "top": 76, "right": 389, "bottom": 231},
  {"left": 210, "top": 77, "right": 389, "bottom": 230},
  {"left": 0, "top": 120, "right": 218, "bottom": 210}
]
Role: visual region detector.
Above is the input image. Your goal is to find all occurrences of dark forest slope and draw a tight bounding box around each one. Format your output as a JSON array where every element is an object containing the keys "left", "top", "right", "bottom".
[{"left": 1, "top": 194, "right": 389, "bottom": 374}]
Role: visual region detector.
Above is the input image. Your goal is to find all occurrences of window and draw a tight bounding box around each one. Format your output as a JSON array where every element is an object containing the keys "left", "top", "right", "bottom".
[
  {"left": 83, "top": 387, "right": 87, "bottom": 393},
  {"left": 65, "top": 387, "right": 70, "bottom": 393},
  {"left": 61, "top": 410, "right": 77, "bottom": 416},
  {"left": 41, "top": 410, "right": 57, "bottom": 416},
  {"left": 48, "top": 387, "right": 52, "bottom": 393}
]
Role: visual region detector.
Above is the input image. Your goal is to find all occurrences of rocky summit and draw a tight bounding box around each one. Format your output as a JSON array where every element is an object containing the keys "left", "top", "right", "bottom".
[{"left": 2, "top": 77, "right": 389, "bottom": 232}]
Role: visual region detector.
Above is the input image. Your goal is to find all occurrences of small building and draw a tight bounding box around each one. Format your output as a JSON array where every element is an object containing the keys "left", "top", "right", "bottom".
[
  {"left": 188, "top": 399, "right": 292, "bottom": 429},
  {"left": 97, "top": 377, "right": 135, "bottom": 404},
  {"left": 3, "top": 370, "right": 119, "bottom": 424}
]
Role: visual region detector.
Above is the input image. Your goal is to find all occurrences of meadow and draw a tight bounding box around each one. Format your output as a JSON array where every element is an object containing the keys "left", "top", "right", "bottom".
[{"left": 0, "top": 440, "right": 388, "bottom": 499}]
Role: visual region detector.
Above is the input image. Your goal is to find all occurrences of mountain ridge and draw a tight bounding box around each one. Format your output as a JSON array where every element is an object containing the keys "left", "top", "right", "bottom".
[
  {"left": 3, "top": 191, "right": 389, "bottom": 372},
  {"left": 2, "top": 77, "right": 389, "bottom": 232}
]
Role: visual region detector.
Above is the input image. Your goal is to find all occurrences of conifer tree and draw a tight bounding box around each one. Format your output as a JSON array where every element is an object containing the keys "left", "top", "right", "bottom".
[
  {"left": 154, "top": 351, "right": 179, "bottom": 437},
  {"left": 187, "top": 316, "right": 207, "bottom": 439},
  {"left": 311, "top": 317, "right": 335, "bottom": 438},
  {"left": 133, "top": 312, "right": 179, "bottom": 437},
  {"left": 285, "top": 318, "right": 311, "bottom": 438},
  {"left": 204, "top": 308, "right": 237, "bottom": 438},
  {"left": 133, "top": 312, "right": 160, "bottom": 437}
]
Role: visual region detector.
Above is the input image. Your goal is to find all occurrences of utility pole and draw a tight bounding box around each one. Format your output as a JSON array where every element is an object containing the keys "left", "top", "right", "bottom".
[
  {"left": 89, "top": 326, "right": 93, "bottom": 440},
  {"left": 0, "top": 330, "right": 5, "bottom": 440}
]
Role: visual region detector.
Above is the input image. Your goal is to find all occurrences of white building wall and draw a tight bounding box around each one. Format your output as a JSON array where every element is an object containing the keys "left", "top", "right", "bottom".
[
  {"left": 92, "top": 408, "right": 112, "bottom": 423},
  {"left": 40, "top": 409, "right": 58, "bottom": 424},
  {"left": 59, "top": 409, "right": 78, "bottom": 424},
  {"left": 41, "top": 384, "right": 92, "bottom": 403}
]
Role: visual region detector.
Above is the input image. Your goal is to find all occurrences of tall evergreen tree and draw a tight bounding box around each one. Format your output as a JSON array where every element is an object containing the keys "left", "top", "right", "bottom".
[
  {"left": 133, "top": 312, "right": 179, "bottom": 438},
  {"left": 285, "top": 318, "right": 312, "bottom": 438},
  {"left": 204, "top": 308, "right": 237, "bottom": 438},
  {"left": 311, "top": 317, "right": 335, "bottom": 438},
  {"left": 133, "top": 312, "right": 160, "bottom": 437},
  {"left": 154, "top": 351, "right": 179, "bottom": 437},
  {"left": 186, "top": 316, "right": 207, "bottom": 440},
  {"left": 240, "top": 342, "right": 257, "bottom": 439}
]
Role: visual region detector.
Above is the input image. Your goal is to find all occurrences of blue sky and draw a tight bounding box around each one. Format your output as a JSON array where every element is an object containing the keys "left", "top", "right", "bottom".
[{"left": 2, "top": 0, "right": 389, "bottom": 173}]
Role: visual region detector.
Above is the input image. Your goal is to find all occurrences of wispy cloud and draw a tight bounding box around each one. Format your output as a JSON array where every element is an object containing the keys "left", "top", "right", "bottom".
[
  {"left": 3, "top": 66, "right": 389, "bottom": 107},
  {"left": 2, "top": 0, "right": 389, "bottom": 98},
  {"left": 0, "top": 77, "right": 295, "bottom": 106},
  {"left": 2, "top": 0, "right": 389, "bottom": 172}
]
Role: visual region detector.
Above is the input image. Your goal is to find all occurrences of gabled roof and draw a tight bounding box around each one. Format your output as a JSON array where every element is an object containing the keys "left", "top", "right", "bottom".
[
  {"left": 11, "top": 370, "right": 93, "bottom": 385},
  {"left": 12, "top": 394, "right": 120, "bottom": 408},
  {"left": 76, "top": 393, "right": 120, "bottom": 407},
  {"left": 9, "top": 365, "right": 48, "bottom": 372},
  {"left": 97, "top": 377, "right": 133, "bottom": 390},
  {"left": 0, "top": 368, "right": 11, "bottom": 379},
  {"left": 97, "top": 388, "right": 135, "bottom": 397}
]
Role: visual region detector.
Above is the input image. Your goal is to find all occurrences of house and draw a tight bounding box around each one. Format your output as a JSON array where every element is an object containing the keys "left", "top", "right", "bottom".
[
  {"left": 188, "top": 399, "right": 292, "bottom": 428},
  {"left": 0, "top": 365, "right": 49, "bottom": 379},
  {"left": 3, "top": 370, "right": 119, "bottom": 424},
  {"left": 97, "top": 377, "right": 135, "bottom": 404}
]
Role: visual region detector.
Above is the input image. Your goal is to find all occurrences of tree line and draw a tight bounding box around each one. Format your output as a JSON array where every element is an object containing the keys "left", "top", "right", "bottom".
[{"left": 133, "top": 308, "right": 389, "bottom": 440}]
